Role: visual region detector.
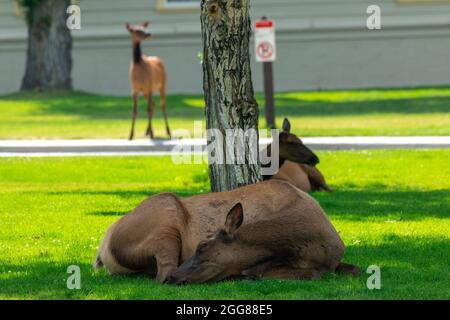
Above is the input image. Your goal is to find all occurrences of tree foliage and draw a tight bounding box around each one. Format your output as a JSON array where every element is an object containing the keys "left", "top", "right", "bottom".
[{"left": 16, "top": 0, "right": 43, "bottom": 23}]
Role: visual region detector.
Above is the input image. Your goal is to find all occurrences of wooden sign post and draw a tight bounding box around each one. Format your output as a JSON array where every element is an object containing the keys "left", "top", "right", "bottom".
[{"left": 255, "top": 17, "right": 276, "bottom": 129}]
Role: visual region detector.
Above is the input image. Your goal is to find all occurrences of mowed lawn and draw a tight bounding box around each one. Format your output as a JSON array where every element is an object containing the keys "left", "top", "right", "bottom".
[
  {"left": 1, "top": 87, "right": 450, "bottom": 139},
  {"left": 0, "top": 150, "right": 448, "bottom": 300}
]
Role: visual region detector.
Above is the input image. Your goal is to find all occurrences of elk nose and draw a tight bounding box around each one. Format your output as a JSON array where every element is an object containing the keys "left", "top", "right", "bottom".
[{"left": 310, "top": 155, "right": 320, "bottom": 165}]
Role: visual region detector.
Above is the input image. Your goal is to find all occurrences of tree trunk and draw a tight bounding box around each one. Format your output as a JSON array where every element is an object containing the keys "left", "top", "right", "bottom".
[
  {"left": 201, "top": 0, "right": 262, "bottom": 192},
  {"left": 21, "top": 0, "right": 72, "bottom": 91}
]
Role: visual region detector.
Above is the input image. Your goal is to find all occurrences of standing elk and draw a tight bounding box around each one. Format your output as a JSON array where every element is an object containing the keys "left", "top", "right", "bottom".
[{"left": 126, "top": 21, "right": 171, "bottom": 140}]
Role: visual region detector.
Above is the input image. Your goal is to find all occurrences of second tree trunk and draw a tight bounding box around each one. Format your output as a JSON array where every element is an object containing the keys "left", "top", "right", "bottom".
[{"left": 21, "top": 0, "right": 72, "bottom": 91}]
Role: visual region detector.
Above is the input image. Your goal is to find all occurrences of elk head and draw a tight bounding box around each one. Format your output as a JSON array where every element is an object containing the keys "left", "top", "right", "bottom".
[
  {"left": 165, "top": 203, "right": 264, "bottom": 285},
  {"left": 278, "top": 118, "right": 319, "bottom": 166},
  {"left": 125, "top": 21, "right": 152, "bottom": 43}
]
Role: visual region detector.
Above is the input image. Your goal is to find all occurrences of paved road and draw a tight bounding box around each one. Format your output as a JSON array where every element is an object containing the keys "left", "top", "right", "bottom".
[{"left": 0, "top": 137, "right": 449, "bottom": 157}]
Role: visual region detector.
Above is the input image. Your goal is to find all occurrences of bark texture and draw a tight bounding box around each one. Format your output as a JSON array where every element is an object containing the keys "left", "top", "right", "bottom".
[
  {"left": 201, "top": 0, "right": 262, "bottom": 192},
  {"left": 21, "top": 0, "right": 72, "bottom": 91}
]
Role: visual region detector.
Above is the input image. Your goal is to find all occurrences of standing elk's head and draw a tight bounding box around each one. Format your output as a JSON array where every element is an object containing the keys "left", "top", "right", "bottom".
[
  {"left": 165, "top": 203, "right": 248, "bottom": 285},
  {"left": 279, "top": 118, "right": 319, "bottom": 166},
  {"left": 126, "top": 21, "right": 152, "bottom": 42}
]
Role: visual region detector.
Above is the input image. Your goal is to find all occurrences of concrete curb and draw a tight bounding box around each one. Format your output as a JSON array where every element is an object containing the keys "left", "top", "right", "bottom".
[{"left": 0, "top": 137, "right": 448, "bottom": 157}]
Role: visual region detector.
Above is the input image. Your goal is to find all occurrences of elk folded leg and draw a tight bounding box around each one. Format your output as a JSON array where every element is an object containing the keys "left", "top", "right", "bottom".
[
  {"left": 243, "top": 262, "right": 323, "bottom": 280},
  {"left": 153, "top": 238, "right": 181, "bottom": 283},
  {"left": 261, "top": 266, "right": 323, "bottom": 280}
]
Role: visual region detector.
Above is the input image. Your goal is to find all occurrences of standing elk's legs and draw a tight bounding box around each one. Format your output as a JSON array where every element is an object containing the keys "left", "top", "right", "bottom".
[
  {"left": 129, "top": 93, "right": 139, "bottom": 140},
  {"left": 160, "top": 87, "right": 171, "bottom": 138},
  {"left": 145, "top": 93, "right": 155, "bottom": 139}
]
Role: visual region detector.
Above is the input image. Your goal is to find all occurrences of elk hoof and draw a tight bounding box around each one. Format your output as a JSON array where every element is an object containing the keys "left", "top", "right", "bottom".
[{"left": 145, "top": 128, "right": 154, "bottom": 139}]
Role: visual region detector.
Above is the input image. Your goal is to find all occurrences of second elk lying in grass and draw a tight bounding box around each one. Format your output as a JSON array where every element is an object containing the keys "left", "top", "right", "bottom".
[{"left": 262, "top": 118, "right": 331, "bottom": 193}]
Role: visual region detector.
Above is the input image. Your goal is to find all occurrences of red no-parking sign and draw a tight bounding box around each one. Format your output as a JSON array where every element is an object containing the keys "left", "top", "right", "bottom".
[{"left": 254, "top": 19, "right": 276, "bottom": 63}]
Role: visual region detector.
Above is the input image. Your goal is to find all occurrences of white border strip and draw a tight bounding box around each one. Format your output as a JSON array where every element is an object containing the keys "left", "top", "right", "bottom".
[
  {"left": 0, "top": 137, "right": 448, "bottom": 148},
  {"left": 0, "top": 151, "right": 205, "bottom": 158}
]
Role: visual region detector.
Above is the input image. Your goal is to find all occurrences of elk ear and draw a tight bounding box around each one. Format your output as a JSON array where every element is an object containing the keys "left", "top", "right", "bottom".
[
  {"left": 141, "top": 21, "right": 150, "bottom": 28},
  {"left": 282, "top": 118, "right": 291, "bottom": 133},
  {"left": 224, "top": 203, "right": 244, "bottom": 235},
  {"left": 125, "top": 23, "right": 132, "bottom": 31}
]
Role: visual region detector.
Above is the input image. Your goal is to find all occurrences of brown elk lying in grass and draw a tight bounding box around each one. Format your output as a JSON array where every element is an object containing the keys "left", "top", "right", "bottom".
[
  {"left": 262, "top": 118, "right": 331, "bottom": 193},
  {"left": 94, "top": 180, "right": 358, "bottom": 283}
]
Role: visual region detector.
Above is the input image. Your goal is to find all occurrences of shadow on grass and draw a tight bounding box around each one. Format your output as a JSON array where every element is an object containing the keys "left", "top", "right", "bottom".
[
  {"left": 0, "top": 235, "right": 447, "bottom": 299},
  {"left": 314, "top": 189, "right": 450, "bottom": 221},
  {"left": 2, "top": 90, "right": 450, "bottom": 122},
  {"left": 67, "top": 187, "right": 449, "bottom": 221},
  {"left": 37, "top": 186, "right": 450, "bottom": 221},
  {"left": 89, "top": 211, "right": 130, "bottom": 217},
  {"left": 30, "top": 95, "right": 450, "bottom": 118},
  {"left": 273, "top": 96, "right": 450, "bottom": 117},
  {"left": 5, "top": 93, "right": 205, "bottom": 121},
  {"left": 45, "top": 189, "right": 199, "bottom": 200}
]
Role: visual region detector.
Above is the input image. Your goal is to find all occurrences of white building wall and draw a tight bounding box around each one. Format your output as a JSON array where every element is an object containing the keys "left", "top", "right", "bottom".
[{"left": 1, "top": 0, "right": 450, "bottom": 95}]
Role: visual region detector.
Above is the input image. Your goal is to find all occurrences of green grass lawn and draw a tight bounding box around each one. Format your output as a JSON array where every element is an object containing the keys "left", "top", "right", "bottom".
[
  {"left": 0, "top": 150, "right": 448, "bottom": 299},
  {"left": 1, "top": 87, "right": 450, "bottom": 139}
]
